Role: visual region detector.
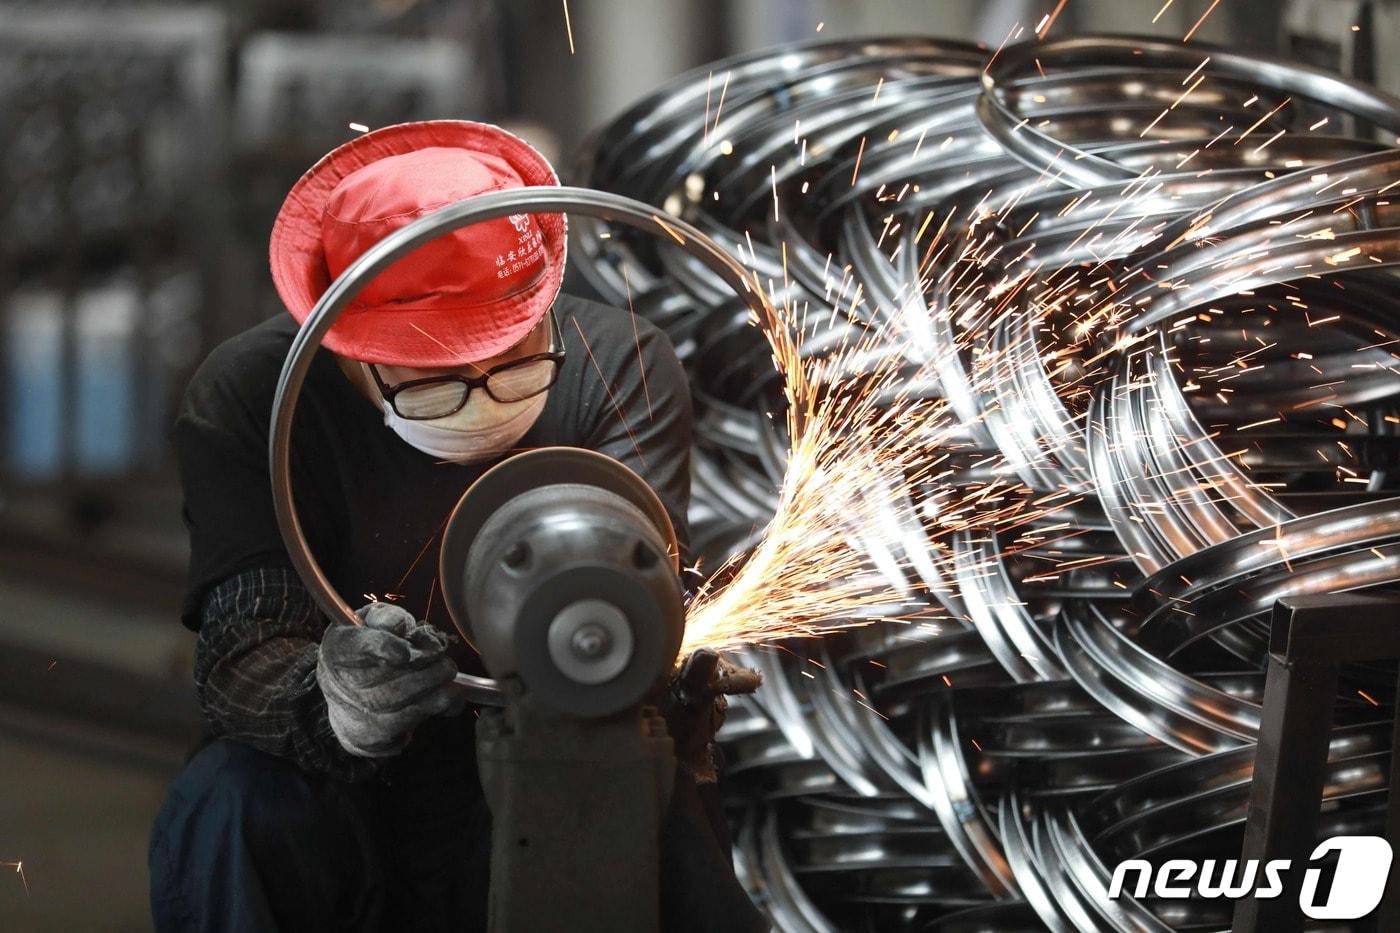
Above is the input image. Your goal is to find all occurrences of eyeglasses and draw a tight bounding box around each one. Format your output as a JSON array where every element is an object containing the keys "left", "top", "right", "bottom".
[{"left": 367, "top": 310, "right": 565, "bottom": 420}]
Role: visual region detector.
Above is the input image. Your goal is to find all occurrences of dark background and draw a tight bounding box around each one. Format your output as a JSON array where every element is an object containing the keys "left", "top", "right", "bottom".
[{"left": 0, "top": 0, "right": 1386, "bottom": 928}]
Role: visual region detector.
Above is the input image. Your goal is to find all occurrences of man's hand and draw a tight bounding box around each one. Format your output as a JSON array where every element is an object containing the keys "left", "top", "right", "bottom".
[
  {"left": 316, "top": 601, "right": 467, "bottom": 758},
  {"left": 660, "top": 648, "right": 763, "bottom": 784}
]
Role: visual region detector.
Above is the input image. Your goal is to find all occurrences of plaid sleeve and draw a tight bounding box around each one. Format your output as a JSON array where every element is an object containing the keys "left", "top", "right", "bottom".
[{"left": 193, "top": 566, "right": 380, "bottom": 782}]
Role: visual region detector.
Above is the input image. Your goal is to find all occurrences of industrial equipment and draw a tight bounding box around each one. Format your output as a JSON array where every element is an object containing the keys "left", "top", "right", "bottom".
[{"left": 440, "top": 446, "right": 684, "bottom": 932}]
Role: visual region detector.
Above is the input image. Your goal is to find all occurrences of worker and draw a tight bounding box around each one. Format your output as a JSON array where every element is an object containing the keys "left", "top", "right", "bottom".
[{"left": 147, "top": 120, "right": 766, "bottom": 932}]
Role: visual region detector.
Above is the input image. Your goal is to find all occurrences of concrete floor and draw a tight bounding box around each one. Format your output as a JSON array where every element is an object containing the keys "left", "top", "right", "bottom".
[
  {"left": 0, "top": 524, "right": 195, "bottom": 933},
  {"left": 0, "top": 729, "right": 175, "bottom": 932}
]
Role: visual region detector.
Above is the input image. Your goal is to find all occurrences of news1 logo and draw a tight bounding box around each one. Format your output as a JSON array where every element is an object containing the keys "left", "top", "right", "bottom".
[{"left": 1108, "top": 836, "right": 1393, "bottom": 920}]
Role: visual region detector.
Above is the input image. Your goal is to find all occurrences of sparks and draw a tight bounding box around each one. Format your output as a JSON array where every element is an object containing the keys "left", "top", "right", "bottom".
[
  {"left": 2, "top": 861, "right": 27, "bottom": 896},
  {"left": 1182, "top": 0, "right": 1222, "bottom": 42},
  {"left": 561, "top": 0, "right": 575, "bottom": 54},
  {"left": 680, "top": 211, "right": 1052, "bottom": 651},
  {"left": 1038, "top": 0, "right": 1070, "bottom": 38}
]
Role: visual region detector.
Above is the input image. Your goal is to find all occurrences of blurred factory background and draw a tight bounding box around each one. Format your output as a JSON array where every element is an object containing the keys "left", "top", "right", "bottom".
[{"left": 0, "top": 0, "right": 1394, "bottom": 929}]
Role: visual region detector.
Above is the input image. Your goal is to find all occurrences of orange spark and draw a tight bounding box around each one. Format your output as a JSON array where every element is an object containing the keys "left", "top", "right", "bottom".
[
  {"left": 1182, "top": 0, "right": 1222, "bottom": 41},
  {"left": 561, "top": 0, "right": 575, "bottom": 55},
  {"left": 1038, "top": 0, "right": 1070, "bottom": 38},
  {"left": 2, "top": 861, "right": 27, "bottom": 896}
]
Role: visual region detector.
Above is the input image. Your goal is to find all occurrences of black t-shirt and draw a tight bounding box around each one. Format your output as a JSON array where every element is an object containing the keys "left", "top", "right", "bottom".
[{"left": 174, "top": 292, "right": 693, "bottom": 663}]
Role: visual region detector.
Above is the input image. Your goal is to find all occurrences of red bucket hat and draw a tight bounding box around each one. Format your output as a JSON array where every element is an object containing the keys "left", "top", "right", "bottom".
[{"left": 269, "top": 120, "right": 567, "bottom": 367}]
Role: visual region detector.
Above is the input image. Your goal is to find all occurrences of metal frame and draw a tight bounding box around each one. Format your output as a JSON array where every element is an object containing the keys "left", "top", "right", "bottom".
[{"left": 1233, "top": 593, "right": 1400, "bottom": 933}]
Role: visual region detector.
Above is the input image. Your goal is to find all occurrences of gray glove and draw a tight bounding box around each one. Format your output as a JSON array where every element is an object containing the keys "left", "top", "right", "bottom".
[{"left": 316, "top": 601, "right": 467, "bottom": 758}]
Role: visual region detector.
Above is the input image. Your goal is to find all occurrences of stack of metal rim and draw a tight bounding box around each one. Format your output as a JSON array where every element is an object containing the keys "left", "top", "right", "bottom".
[{"left": 573, "top": 34, "right": 1400, "bottom": 932}]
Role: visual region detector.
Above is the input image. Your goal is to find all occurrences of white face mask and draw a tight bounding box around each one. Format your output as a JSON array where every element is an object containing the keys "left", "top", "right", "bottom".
[{"left": 364, "top": 362, "right": 549, "bottom": 464}]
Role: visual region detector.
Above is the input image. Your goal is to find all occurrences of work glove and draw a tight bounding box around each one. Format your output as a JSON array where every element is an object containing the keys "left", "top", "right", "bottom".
[
  {"left": 316, "top": 601, "right": 468, "bottom": 759},
  {"left": 660, "top": 648, "right": 762, "bottom": 784}
]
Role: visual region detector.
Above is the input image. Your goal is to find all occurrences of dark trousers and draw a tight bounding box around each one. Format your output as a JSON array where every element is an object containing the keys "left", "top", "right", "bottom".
[{"left": 148, "top": 732, "right": 766, "bottom": 932}]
